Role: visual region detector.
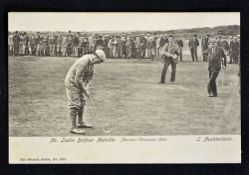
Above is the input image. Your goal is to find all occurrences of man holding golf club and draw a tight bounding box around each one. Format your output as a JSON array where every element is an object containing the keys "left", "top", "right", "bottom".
[
  {"left": 159, "top": 35, "right": 180, "bottom": 84},
  {"left": 204, "top": 39, "right": 226, "bottom": 97},
  {"left": 65, "top": 49, "right": 106, "bottom": 134}
]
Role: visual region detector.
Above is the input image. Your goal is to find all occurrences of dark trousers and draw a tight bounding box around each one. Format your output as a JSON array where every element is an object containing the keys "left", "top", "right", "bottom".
[
  {"left": 13, "top": 44, "right": 19, "bottom": 56},
  {"left": 190, "top": 48, "right": 198, "bottom": 62},
  {"left": 160, "top": 58, "right": 176, "bottom": 83},
  {"left": 207, "top": 71, "right": 219, "bottom": 96},
  {"left": 104, "top": 47, "right": 109, "bottom": 58},
  {"left": 231, "top": 51, "right": 239, "bottom": 64}
]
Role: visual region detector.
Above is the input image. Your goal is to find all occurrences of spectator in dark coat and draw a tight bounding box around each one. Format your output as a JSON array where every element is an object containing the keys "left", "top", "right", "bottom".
[
  {"left": 201, "top": 34, "right": 210, "bottom": 62},
  {"left": 72, "top": 33, "right": 80, "bottom": 56},
  {"left": 13, "top": 31, "right": 20, "bottom": 56},
  {"left": 176, "top": 36, "right": 184, "bottom": 61},
  {"left": 139, "top": 35, "right": 146, "bottom": 59},
  {"left": 95, "top": 36, "right": 104, "bottom": 50},
  {"left": 189, "top": 34, "right": 199, "bottom": 62},
  {"left": 230, "top": 37, "right": 240, "bottom": 64}
]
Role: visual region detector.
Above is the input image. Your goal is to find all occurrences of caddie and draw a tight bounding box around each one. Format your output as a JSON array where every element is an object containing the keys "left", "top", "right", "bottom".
[
  {"left": 159, "top": 35, "right": 180, "bottom": 84},
  {"left": 65, "top": 49, "right": 106, "bottom": 134}
]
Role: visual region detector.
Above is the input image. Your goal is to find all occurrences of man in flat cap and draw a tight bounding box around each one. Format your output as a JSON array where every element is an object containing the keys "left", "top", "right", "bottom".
[
  {"left": 204, "top": 39, "right": 226, "bottom": 97},
  {"left": 159, "top": 35, "right": 180, "bottom": 84},
  {"left": 65, "top": 49, "right": 106, "bottom": 134},
  {"left": 189, "top": 34, "right": 199, "bottom": 62}
]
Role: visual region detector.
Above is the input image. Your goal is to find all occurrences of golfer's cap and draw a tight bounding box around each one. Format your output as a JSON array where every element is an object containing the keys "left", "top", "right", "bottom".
[
  {"left": 95, "top": 49, "right": 106, "bottom": 62},
  {"left": 193, "top": 34, "right": 197, "bottom": 37},
  {"left": 168, "top": 35, "right": 174, "bottom": 38}
]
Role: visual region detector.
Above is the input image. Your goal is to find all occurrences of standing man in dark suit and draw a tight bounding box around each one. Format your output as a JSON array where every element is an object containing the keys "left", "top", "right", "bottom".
[
  {"left": 204, "top": 39, "right": 226, "bottom": 97},
  {"left": 13, "top": 31, "right": 20, "bottom": 56},
  {"left": 230, "top": 36, "right": 240, "bottom": 64},
  {"left": 72, "top": 33, "right": 80, "bottom": 57},
  {"left": 201, "top": 34, "right": 210, "bottom": 62},
  {"left": 139, "top": 35, "right": 146, "bottom": 59},
  {"left": 189, "top": 34, "right": 199, "bottom": 62},
  {"left": 95, "top": 35, "right": 104, "bottom": 50},
  {"left": 221, "top": 36, "right": 230, "bottom": 62},
  {"left": 159, "top": 35, "right": 180, "bottom": 84},
  {"left": 35, "top": 32, "right": 42, "bottom": 56},
  {"left": 176, "top": 35, "right": 183, "bottom": 62}
]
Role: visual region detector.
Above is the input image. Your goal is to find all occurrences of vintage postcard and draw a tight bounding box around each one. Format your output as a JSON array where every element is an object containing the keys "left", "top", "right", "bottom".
[{"left": 8, "top": 12, "right": 240, "bottom": 163}]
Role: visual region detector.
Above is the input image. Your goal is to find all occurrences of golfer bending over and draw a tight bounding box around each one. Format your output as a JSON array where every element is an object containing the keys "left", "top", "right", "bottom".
[{"left": 65, "top": 50, "right": 106, "bottom": 134}]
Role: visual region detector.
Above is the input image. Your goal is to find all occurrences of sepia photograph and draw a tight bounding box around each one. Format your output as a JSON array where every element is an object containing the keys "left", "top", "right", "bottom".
[
  {"left": 8, "top": 12, "right": 241, "bottom": 163},
  {"left": 8, "top": 12, "right": 240, "bottom": 136}
]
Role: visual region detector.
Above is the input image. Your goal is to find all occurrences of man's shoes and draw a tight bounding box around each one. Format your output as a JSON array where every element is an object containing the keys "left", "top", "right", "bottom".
[
  {"left": 170, "top": 81, "right": 175, "bottom": 84},
  {"left": 78, "top": 123, "right": 94, "bottom": 129},
  {"left": 70, "top": 128, "right": 85, "bottom": 134},
  {"left": 158, "top": 81, "right": 165, "bottom": 84}
]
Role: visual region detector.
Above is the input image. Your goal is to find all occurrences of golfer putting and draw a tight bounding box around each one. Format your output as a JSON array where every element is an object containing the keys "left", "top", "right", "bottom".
[{"left": 65, "top": 49, "right": 106, "bottom": 134}]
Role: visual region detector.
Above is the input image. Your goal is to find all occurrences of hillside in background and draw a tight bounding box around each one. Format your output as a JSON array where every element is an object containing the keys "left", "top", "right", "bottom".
[
  {"left": 11, "top": 25, "right": 240, "bottom": 39},
  {"left": 163, "top": 25, "right": 240, "bottom": 38},
  {"left": 122, "top": 25, "right": 240, "bottom": 39}
]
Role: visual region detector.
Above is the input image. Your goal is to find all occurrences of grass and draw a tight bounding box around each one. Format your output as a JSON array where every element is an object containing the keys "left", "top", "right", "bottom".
[{"left": 8, "top": 54, "right": 240, "bottom": 136}]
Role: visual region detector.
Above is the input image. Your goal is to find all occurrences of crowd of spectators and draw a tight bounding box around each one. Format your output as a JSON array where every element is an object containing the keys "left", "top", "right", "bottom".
[
  {"left": 8, "top": 30, "right": 240, "bottom": 63},
  {"left": 8, "top": 30, "right": 182, "bottom": 60}
]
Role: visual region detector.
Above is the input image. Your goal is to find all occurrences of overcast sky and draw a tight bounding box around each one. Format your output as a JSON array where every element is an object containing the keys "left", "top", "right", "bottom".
[{"left": 8, "top": 12, "right": 240, "bottom": 32}]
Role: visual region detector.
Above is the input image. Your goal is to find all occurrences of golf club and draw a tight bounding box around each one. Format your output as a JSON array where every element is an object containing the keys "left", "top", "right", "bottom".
[
  {"left": 88, "top": 96, "right": 111, "bottom": 134},
  {"left": 230, "top": 79, "right": 240, "bottom": 111}
]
